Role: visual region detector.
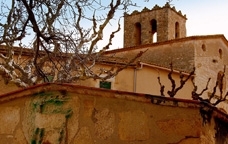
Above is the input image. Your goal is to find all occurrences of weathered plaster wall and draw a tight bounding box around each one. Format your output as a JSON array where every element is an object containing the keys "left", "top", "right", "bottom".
[
  {"left": 0, "top": 83, "right": 227, "bottom": 144},
  {"left": 194, "top": 37, "right": 228, "bottom": 111}
]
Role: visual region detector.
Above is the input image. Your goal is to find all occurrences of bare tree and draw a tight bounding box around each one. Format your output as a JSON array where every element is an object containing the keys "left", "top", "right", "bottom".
[
  {"left": 191, "top": 66, "right": 228, "bottom": 106},
  {"left": 157, "top": 62, "right": 228, "bottom": 107},
  {"left": 191, "top": 77, "right": 211, "bottom": 101},
  {"left": 157, "top": 76, "right": 165, "bottom": 96},
  {"left": 207, "top": 66, "right": 228, "bottom": 106},
  {"left": 158, "top": 63, "right": 195, "bottom": 98},
  {"left": 0, "top": 0, "right": 146, "bottom": 87}
]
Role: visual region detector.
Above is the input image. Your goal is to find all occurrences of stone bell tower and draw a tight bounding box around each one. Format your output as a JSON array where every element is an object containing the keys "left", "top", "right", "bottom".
[{"left": 123, "top": 3, "right": 187, "bottom": 48}]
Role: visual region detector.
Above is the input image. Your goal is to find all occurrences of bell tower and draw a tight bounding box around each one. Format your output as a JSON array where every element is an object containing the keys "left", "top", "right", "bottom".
[{"left": 123, "top": 3, "right": 187, "bottom": 48}]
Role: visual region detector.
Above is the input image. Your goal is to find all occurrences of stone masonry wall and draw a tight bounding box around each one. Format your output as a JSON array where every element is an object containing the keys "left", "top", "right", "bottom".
[
  {"left": 0, "top": 83, "right": 227, "bottom": 144},
  {"left": 124, "top": 4, "right": 186, "bottom": 48}
]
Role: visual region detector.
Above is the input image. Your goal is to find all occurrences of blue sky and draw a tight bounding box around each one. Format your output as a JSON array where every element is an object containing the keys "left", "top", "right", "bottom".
[{"left": 104, "top": 0, "right": 228, "bottom": 49}]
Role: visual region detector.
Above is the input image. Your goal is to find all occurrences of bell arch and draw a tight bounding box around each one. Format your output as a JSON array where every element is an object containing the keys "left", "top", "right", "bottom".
[
  {"left": 134, "top": 22, "right": 141, "bottom": 45},
  {"left": 175, "top": 22, "right": 180, "bottom": 38},
  {"left": 150, "top": 19, "right": 157, "bottom": 43}
]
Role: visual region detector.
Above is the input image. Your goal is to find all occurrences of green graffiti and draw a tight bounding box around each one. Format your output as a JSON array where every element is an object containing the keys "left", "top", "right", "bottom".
[
  {"left": 32, "top": 91, "right": 70, "bottom": 114},
  {"left": 65, "top": 109, "right": 73, "bottom": 119},
  {"left": 30, "top": 90, "right": 73, "bottom": 143},
  {"left": 58, "top": 129, "right": 64, "bottom": 143},
  {"left": 45, "top": 98, "right": 64, "bottom": 106},
  {"left": 31, "top": 128, "right": 45, "bottom": 144}
]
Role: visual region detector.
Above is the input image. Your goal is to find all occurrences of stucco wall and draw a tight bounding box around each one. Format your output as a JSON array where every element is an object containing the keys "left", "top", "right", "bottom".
[
  {"left": 134, "top": 65, "right": 193, "bottom": 99},
  {"left": 0, "top": 83, "right": 227, "bottom": 144},
  {"left": 194, "top": 38, "right": 228, "bottom": 93},
  {"left": 194, "top": 37, "right": 228, "bottom": 111},
  {"left": 79, "top": 63, "right": 193, "bottom": 100}
]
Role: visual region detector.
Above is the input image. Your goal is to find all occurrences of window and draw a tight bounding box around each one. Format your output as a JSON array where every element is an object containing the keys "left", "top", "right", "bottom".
[
  {"left": 219, "top": 49, "right": 223, "bottom": 59},
  {"left": 134, "top": 22, "right": 141, "bottom": 45},
  {"left": 175, "top": 22, "right": 180, "bottom": 38},
  {"left": 150, "top": 19, "right": 157, "bottom": 43},
  {"left": 202, "top": 44, "right": 206, "bottom": 51},
  {"left": 100, "top": 81, "right": 111, "bottom": 89}
]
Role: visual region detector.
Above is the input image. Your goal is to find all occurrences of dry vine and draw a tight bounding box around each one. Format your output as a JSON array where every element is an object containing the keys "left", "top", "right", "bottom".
[
  {"left": 191, "top": 66, "right": 228, "bottom": 106},
  {"left": 157, "top": 63, "right": 195, "bottom": 98}
]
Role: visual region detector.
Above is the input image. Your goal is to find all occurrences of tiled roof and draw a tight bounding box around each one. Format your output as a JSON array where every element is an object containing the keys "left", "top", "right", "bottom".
[
  {"left": 103, "top": 34, "right": 228, "bottom": 73},
  {"left": 105, "top": 34, "right": 228, "bottom": 54},
  {"left": 0, "top": 45, "right": 35, "bottom": 56}
]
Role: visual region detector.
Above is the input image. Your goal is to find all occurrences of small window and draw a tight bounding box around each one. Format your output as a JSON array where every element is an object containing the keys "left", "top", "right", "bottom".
[
  {"left": 150, "top": 19, "right": 157, "bottom": 43},
  {"left": 175, "top": 22, "right": 180, "bottom": 38},
  {"left": 100, "top": 81, "right": 111, "bottom": 89},
  {"left": 134, "top": 22, "right": 141, "bottom": 45},
  {"left": 219, "top": 49, "right": 222, "bottom": 59},
  {"left": 202, "top": 44, "right": 206, "bottom": 51}
]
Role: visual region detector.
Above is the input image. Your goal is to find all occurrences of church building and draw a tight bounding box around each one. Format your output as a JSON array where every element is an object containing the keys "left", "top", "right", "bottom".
[{"left": 95, "top": 3, "right": 228, "bottom": 112}]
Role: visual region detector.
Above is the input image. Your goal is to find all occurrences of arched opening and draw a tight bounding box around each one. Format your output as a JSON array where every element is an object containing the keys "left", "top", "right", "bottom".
[
  {"left": 202, "top": 44, "right": 206, "bottom": 51},
  {"left": 175, "top": 22, "right": 180, "bottom": 38},
  {"left": 134, "top": 22, "right": 141, "bottom": 45},
  {"left": 150, "top": 19, "right": 157, "bottom": 43},
  {"left": 219, "top": 49, "right": 223, "bottom": 59}
]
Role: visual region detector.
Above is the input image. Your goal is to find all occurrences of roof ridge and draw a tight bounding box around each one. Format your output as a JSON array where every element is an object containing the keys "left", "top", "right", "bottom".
[{"left": 104, "top": 34, "right": 228, "bottom": 54}]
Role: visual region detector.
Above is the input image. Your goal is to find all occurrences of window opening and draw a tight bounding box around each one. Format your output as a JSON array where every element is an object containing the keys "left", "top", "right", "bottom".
[
  {"left": 100, "top": 81, "right": 111, "bottom": 89},
  {"left": 134, "top": 22, "right": 141, "bottom": 45},
  {"left": 219, "top": 49, "right": 223, "bottom": 59},
  {"left": 175, "top": 22, "right": 180, "bottom": 38},
  {"left": 150, "top": 19, "right": 157, "bottom": 43},
  {"left": 202, "top": 44, "right": 206, "bottom": 51}
]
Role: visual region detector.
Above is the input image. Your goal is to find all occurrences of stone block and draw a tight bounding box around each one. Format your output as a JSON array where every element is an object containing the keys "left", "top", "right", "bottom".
[
  {"left": 13, "top": 128, "right": 27, "bottom": 144},
  {"left": 83, "top": 99, "right": 94, "bottom": 117},
  {"left": 0, "top": 107, "right": 20, "bottom": 134},
  {"left": 93, "top": 108, "right": 115, "bottom": 139},
  {"left": 35, "top": 113, "right": 66, "bottom": 129},
  {"left": 156, "top": 118, "right": 201, "bottom": 136},
  {"left": 118, "top": 110, "right": 149, "bottom": 141},
  {"left": 73, "top": 127, "right": 94, "bottom": 144}
]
